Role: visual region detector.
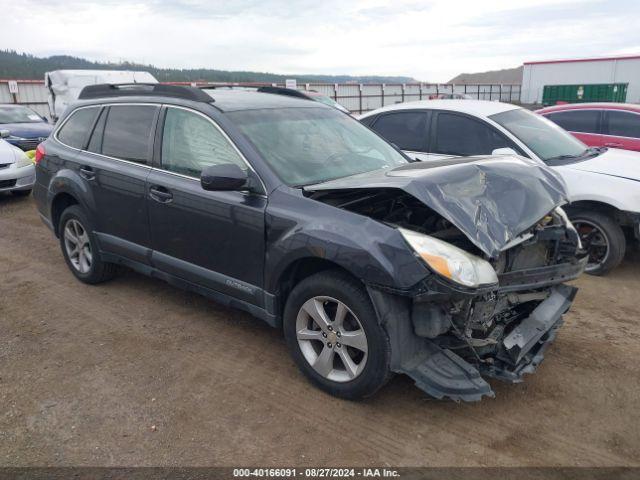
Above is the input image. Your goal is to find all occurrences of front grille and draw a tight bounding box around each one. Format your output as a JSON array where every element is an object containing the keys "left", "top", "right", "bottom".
[
  {"left": 0, "top": 179, "right": 17, "bottom": 189},
  {"left": 15, "top": 139, "right": 40, "bottom": 151}
]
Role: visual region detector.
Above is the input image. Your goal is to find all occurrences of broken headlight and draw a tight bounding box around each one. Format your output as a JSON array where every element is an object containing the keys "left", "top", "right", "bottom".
[{"left": 399, "top": 228, "right": 498, "bottom": 288}]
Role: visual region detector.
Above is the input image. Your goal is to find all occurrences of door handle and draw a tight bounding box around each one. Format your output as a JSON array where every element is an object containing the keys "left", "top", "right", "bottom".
[
  {"left": 149, "top": 185, "right": 173, "bottom": 203},
  {"left": 79, "top": 166, "right": 95, "bottom": 180}
]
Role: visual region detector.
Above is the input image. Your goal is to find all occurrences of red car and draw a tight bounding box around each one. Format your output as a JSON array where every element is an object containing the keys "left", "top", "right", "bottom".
[{"left": 537, "top": 103, "right": 640, "bottom": 152}]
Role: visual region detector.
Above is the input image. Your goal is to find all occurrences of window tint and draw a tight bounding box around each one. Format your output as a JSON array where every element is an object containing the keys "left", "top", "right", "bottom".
[
  {"left": 607, "top": 111, "right": 640, "bottom": 138},
  {"left": 57, "top": 107, "right": 100, "bottom": 149},
  {"left": 371, "top": 112, "right": 427, "bottom": 151},
  {"left": 545, "top": 110, "right": 600, "bottom": 134},
  {"left": 434, "top": 113, "right": 511, "bottom": 156},
  {"left": 102, "top": 105, "right": 158, "bottom": 163},
  {"left": 161, "top": 108, "right": 246, "bottom": 177}
]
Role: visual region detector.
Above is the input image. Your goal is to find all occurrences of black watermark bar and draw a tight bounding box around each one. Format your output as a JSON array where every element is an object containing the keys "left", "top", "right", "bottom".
[{"left": 0, "top": 468, "right": 639, "bottom": 480}]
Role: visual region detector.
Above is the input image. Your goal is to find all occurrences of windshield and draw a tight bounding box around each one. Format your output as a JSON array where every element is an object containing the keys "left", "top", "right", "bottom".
[
  {"left": 0, "top": 106, "right": 44, "bottom": 124},
  {"left": 490, "top": 108, "right": 587, "bottom": 161},
  {"left": 228, "top": 107, "right": 408, "bottom": 186}
]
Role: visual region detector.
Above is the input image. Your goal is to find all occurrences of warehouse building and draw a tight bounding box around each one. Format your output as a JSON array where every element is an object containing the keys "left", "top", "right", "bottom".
[{"left": 521, "top": 54, "right": 640, "bottom": 105}]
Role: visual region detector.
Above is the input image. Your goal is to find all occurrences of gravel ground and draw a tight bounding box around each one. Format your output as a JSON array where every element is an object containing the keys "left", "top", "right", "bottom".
[{"left": 1, "top": 194, "right": 639, "bottom": 467}]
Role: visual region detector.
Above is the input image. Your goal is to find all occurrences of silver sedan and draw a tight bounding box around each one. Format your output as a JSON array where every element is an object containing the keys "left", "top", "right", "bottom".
[{"left": 0, "top": 135, "right": 35, "bottom": 196}]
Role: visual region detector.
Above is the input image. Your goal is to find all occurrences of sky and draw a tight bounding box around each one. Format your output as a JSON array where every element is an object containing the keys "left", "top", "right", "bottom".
[{"left": 1, "top": 0, "right": 639, "bottom": 82}]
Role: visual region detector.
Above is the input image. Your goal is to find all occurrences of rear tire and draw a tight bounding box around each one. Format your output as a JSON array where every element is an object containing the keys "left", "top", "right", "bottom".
[
  {"left": 283, "top": 270, "right": 392, "bottom": 399},
  {"left": 58, "top": 205, "right": 118, "bottom": 284},
  {"left": 570, "top": 210, "right": 626, "bottom": 276}
]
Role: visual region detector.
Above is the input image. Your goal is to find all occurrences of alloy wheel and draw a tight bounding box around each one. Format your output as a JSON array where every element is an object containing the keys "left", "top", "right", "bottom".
[
  {"left": 63, "top": 219, "right": 93, "bottom": 274},
  {"left": 295, "top": 296, "right": 368, "bottom": 383}
]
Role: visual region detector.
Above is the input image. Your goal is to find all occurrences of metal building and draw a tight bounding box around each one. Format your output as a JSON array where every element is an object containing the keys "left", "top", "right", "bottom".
[{"left": 521, "top": 54, "right": 640, "bottom": 104}]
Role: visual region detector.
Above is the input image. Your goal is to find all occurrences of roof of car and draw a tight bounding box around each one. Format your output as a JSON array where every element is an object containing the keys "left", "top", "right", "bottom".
[
  {"left": 359, "top": 99, "right": 519, "bottom": 119},
  {"left": 202, "top": 88, "right": 323, "bottom": 112},
  {"left": 536, "top": 102, "right": 640, "bottom": 114}
]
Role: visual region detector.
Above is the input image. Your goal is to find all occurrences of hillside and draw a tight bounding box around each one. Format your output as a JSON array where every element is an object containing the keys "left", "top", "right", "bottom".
[
  {"left": 448, "top": 66, "right": 523, "bottom": 84},
  {"left": 0, "top": 50, "right": 417, "bottom": 84}
]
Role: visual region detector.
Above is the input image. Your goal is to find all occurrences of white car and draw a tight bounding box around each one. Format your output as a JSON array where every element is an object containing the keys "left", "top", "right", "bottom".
[
  {"left": 0, "top": 134, "right": 36, "bottom": 197},
  {"left": 360, "top": 100, "right": 640, "bottom": 275}
]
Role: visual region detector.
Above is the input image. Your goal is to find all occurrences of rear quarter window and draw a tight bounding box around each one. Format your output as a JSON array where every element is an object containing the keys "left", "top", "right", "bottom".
[{"left": 56, "top": 107, "right": 100, "bottom": 149}]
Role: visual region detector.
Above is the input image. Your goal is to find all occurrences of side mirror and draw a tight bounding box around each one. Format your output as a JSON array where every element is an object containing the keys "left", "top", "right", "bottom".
[
  {"left": 0, "top": 130, "right": 10, "bottom": 139},
  {"left": 201, "top": 163, "right": 249, "bottom": 191},
  {"left": 492, "top": 147, "right": 518, "bottom": 156}
]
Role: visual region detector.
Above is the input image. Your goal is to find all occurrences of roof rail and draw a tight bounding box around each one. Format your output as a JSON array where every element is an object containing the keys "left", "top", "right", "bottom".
[
  {"left": 78, "top": 83, "right": 213, "bottom": 102},
  {"left": 255, "top": 86, "right": 310, "bottom": 100}
]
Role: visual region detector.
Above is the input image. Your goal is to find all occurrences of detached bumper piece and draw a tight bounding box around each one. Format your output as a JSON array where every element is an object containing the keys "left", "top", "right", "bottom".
[{"left": 400, "top": 284, "right": 577, "bottom": 402}]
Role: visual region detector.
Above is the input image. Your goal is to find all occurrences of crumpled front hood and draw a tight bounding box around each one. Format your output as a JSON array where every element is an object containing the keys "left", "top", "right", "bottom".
[
  {"left": 305, "top": 155, "right": 569, "bottom": 258},
  {"left": 565, "top": 148, "right": 640, "bottom": 181}
]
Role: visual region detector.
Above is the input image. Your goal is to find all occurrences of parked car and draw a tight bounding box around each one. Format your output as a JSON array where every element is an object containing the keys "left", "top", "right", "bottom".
[
  {"left": 0, "top": 104, "right": 53, "bottom": 151},
  {"left": 0, "top": 136, "right": 36, "bottom": 196},
  {"left": 34, "top": 84, "right": 585, "bottom": 402},
  {"left": 537, "top": 103, "right": 640, "bottom": 152},
  {"left": 360, "top": 100, "right": 640, "bottom": 275}
]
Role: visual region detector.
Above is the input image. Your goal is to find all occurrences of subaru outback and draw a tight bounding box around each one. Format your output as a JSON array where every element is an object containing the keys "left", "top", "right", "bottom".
[{"left": 33, "top": 84, "right": 587, "bottom": 401}]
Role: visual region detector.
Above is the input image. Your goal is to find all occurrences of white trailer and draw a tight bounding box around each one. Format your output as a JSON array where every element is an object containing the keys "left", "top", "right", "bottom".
[{"left": 45, "top": 70, "right": 158, "bottom": 121}]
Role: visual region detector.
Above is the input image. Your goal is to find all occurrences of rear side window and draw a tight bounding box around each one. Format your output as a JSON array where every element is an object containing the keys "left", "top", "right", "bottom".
[
  {"left": 371, "top": 112, "right": 428, "bottom": 151},
  {"left": 57, "top": 107, "right": 100, "bottom": 149},
  {"left": 606, "top": 111, "right": 640, "bottom": 138},
  {"left": 101, "top": 105, "right": 158, "bottom": 163},
  {"left": 433, "top": 113, "right": 512, "bottom": 156},
  {"left": 545, "top": 110, "right": 600, "bottom": 134},
  {"left": 161, "top": 107, "right": 246, "bottom": 177}
]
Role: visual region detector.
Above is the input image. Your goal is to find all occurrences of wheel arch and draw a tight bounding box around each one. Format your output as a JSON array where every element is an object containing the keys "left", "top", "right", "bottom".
[
  {"left": 51, "top": 192, "right": 80, "bottom": 237},
  {"left": 273, "top": 256, "right": 363, "bottom": 323}
]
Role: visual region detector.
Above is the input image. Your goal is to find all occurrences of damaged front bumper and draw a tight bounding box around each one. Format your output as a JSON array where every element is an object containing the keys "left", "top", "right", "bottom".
[{"left": 368, "top": 257, "right": 586, "bottom": 402}]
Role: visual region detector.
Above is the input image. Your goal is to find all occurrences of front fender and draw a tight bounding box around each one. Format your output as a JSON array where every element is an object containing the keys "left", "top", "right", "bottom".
[
  {"left": 264, "top": 188, "right": 429, "bottom": 294},
  {"left": 558, "top": 167, "right": 640, "bottom": 213}
]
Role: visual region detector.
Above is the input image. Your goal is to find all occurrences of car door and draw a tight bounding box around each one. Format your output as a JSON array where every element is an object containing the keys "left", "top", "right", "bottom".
[
  {"left": 147, "top": 105, "right": 267, "bottom": 307},
  {"left": 427, "top": 111, "right": 523, "bottom": 161},
  {"left": 603, "top": 109, "right": 640, "bottom": 151},
  {"left": 543, "top": 110, "right": 605, "bottom": 147},
  {"left": 368, "top": 110, "right": 431, "bottom": 161},
  {"left": 57, "top": 104, "right": 157, "bottom": 263}
]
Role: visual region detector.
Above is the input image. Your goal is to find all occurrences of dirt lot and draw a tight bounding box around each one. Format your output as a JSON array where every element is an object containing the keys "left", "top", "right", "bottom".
[{"left": 1, "top": 194, "right": 639, "bottom": 467}]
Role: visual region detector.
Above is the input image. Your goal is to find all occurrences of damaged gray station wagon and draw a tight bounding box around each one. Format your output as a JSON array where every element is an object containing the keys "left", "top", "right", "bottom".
[{"left": 34, "top": 84, "right": 587, "bottom": 401}]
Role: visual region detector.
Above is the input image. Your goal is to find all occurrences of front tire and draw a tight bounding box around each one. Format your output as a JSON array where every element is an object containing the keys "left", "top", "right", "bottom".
[
  {"left": 58, "top": 205, "right": 117, "bottom": 284},
  {"left": 283, "top": 270, "right": 392, "bottom": 399},
  {"left": 571, "top": 210, "right": 626, "bottom": 276}
]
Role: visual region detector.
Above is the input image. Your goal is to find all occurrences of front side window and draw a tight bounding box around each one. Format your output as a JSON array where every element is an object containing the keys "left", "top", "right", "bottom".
[
  {"left": 228, "top": 107, "right": 408, "bottom": 186},
  {"left": 371, "top": 112, "right": 428, "bottom": 151},
  {"left": 607, "top": 111, "right": 640, "bottom": 138},
  {"left": 490, "top": 108, "right": 587, "bottom": 161},
  {"left": 545, "top": 110, "right": 600, "bottom": 134},
  {"left": 161, "top": 108, "right": 246, "bottom": 177},
  {"left": 57, "top": 107, "right": 100, "bottom": 149},
  {"left": 101, "top": 105, "right": 158, "bottom": 163},
  {"left": 433, "top": 113, "right": 511, "bottom": 156}
]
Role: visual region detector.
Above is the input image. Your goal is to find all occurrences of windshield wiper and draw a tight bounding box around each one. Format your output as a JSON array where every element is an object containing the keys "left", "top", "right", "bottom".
[{"left": 546, "top": 147, "right": 602, "bottom": 164}]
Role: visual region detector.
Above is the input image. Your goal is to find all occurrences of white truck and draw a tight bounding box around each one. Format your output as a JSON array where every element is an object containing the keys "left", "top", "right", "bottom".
[{"left": 45, "top": 70, "right": 158, "bottom": 121}]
